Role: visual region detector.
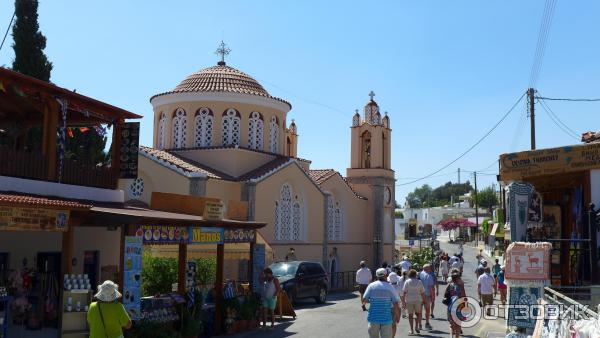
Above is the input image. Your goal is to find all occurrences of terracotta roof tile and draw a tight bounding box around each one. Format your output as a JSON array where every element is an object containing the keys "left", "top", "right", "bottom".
[
  {"left": 150, "top": 64, "right": 291, "bottom": 108},
  {"left": 238, "top": 157, "right": 294, "bottom": 182},
  {"left": 309, "top": 169, "right": 367, "bottom": 200},
  {"left": 0, "top": 193, "right": 93, "bottom": 209},
  {"left": 140, "top": 146, "right": 230, "bottom": 179}
]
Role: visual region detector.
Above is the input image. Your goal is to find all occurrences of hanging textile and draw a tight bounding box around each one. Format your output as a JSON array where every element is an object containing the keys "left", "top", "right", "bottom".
[
  {"left": 55, "top": 97, "right": 68, "bottom": 183},
  {"left": 508, "top": 182, "right": 534, "bottom": 242}
]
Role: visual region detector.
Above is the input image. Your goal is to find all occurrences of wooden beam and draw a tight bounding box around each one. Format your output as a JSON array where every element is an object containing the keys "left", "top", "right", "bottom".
[
  {"left": 215, "top": 243, "right": 225, "bottom": 335},
  {"left": 177, "top": 243, "right": 187, "bottom": 294},
  {"left": 60, "top": 225, "right": 75, "bottom": 278}
]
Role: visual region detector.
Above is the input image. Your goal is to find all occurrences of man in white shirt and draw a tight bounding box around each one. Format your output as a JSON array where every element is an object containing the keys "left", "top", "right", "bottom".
[
  {"left": 478, "top": 267, "right": 495, "bottom": 315},
  {"left": 356, "top": 261, "right": 372, "bottom": 311},
  {"left": 399, "top": 256, "right": 412, "bottom": 273},
  {"left": 448, "top": 254, "right": 459, "bottom": 266}
]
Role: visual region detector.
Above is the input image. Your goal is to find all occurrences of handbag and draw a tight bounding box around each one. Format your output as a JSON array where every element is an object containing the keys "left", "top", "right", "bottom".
[{"left": 97, "top": 303, "right": 109, "bottom": 338}]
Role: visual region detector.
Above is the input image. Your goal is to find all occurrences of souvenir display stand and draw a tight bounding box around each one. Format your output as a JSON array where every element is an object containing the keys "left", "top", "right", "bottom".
[{"left": 60, "top": 290, "right": 91, "bottom": 338}]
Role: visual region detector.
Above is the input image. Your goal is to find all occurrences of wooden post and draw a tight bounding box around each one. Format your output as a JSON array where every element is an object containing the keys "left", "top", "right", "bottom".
[
  {"left": 60, "top": 224, "right": 75, "bottom": 278},
  {"left": 248, "top": 241, "right": 255, "bottom": 290},
  {"left": 177, "top": 243, "right": 187, "bottom": 294},
  {"left": 215, "top": 243, "right": 225, "bottom": 335}
]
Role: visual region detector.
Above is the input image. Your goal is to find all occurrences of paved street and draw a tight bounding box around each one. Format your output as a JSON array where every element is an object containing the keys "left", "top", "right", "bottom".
[{"left": 229, "top": 236, "right": 506, "bottom": 337}]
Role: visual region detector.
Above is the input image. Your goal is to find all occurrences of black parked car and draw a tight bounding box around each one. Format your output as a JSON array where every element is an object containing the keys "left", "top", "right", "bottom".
[{"left": 268, "top": 261, "right": 328, "bottom": 304}]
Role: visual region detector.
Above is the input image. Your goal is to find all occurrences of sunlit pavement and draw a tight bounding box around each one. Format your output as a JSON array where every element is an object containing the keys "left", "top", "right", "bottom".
[{"left": 226, "top": 235, "right": 506, "bottom": 337}]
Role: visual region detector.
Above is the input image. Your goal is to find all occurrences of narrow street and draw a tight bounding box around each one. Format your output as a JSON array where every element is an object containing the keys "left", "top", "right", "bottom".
[{"left": 229, "top": 236, "right": 506, "bottom": 337}]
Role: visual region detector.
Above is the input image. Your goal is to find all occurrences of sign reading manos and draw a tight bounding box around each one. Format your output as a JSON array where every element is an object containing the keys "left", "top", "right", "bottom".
[
  {"left": 136, "top": 225, "right": 189, "bottom": 244},
  {"left": 190, "top": 227, "right": 224, "bottom": 244},
  {"left": 0, "top": 206, "right": 69, "bottom": 231}
]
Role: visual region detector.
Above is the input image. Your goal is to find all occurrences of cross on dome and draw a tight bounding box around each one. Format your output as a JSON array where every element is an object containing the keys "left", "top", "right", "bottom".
[
  {"left": 368, "top": 90, "right": 375, "bottom": 101},
  {"left": 215, "top": 40, "right": 231, "bottom": 65}
]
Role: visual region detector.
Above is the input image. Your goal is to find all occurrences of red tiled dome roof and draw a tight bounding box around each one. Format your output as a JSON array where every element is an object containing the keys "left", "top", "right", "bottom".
[{"left": 151, "top": 63, "right": 291, "bottom": 108}]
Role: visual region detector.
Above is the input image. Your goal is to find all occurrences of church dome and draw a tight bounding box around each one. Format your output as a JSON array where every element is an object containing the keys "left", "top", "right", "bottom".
[{"left": 151, "top": 63, "right": 291, "bottom": 108}]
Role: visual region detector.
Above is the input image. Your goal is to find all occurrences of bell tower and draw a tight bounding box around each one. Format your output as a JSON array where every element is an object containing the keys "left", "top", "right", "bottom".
[{"left": 347, "top": 91, "right": 395, "bottom": 268}]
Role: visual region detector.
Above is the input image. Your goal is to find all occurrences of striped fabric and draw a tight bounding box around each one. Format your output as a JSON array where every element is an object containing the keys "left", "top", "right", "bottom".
[{"left": 363, "top": 281, "right": 400, "bottom": 325}]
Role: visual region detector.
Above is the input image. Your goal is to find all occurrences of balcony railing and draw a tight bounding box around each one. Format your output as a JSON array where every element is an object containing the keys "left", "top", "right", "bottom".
[{"left": 0, "top": 148, "right": 117, "bottom": 189}]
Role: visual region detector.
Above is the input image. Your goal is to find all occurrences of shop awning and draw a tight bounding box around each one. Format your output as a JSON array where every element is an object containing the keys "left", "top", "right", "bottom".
[{"left": 81, "top": 206, "right": 266, "bottom": 229}]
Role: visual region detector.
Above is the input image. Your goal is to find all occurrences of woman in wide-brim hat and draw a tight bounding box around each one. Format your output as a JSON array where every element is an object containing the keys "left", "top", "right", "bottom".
[{"left": 87, "top": 280, "right": 132, "bottom": 338}]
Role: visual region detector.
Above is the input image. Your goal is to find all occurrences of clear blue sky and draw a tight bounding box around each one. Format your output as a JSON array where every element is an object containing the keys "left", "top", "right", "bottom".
[{"left": 1, "top": 1, "right": 599, "bottom": 204}]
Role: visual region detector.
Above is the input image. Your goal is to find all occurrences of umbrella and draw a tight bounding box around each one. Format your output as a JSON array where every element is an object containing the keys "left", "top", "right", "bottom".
[{"left": 437, "top": 218, "right": 476, "bottom": 231}]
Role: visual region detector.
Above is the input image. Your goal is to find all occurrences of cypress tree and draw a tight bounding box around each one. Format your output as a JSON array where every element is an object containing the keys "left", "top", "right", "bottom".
[{"left": 11, "top": 0, "right": 52, "bottom": 81}]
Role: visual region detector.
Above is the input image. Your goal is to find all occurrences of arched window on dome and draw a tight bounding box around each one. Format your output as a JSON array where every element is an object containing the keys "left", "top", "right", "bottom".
[
  {"left": 194, "top": 108, "right": 213, "bottom": 148},
  {"left": 269, "top": 116, "right": 279, "bottom": 153},
  {"left": 274, "top": 183, "right": 303, "bottom": 241},
  {"left": 172, "top": 108, "right": 187, "bottom": 149},
  {"left": 248, "top": 111, "right": 264, "bottom": 150},
  {"left": 158, "top": 112, "right": 167, "bottom": 149},
  {"left": 221, "top": 109, "right": 241, "bottom": 146}
]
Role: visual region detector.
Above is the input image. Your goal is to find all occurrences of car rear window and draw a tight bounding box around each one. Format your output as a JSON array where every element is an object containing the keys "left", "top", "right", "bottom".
[{"left": 307, "top": 263, "right": 324, "bottom": 275}]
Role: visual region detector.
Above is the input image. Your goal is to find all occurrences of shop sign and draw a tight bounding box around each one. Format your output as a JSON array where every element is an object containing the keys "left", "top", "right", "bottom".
[
  {"left": 0, "top": 206, "right": 69, "bottom": 231},
  {"left": 137, "top": 225, "right": 189, "bottom": 244},
  {"left": 119, "top": 122, "right": 140, "bottom": 179},
  {"left": 504, "top": 242, "right": 551, "bottom": 281},
  {"left": 203, "top": 201, "right": 224, "bottom": 220},
  {"left": 224, "top": 228, "right": 256, "bottom": 243},
  {"left": 189, "top": 227, "right": 224, "bottom": 244},
  {"left": 123, "top": 236, "right": 142, "bottom": 320},
  {"left": 507, "top": 287, "right": 542, "bottom": 328},
  {"left": 500, "top": 142, "right": 600, "bottom": 181}
]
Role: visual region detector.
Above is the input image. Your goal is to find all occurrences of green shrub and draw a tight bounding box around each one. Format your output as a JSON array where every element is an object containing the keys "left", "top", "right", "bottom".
[
  {"left": 195, "top": 257, "right": 217, "bottom": 286},
  {"left": 141, "top": 251, "right": 178, "bottom": 296}
]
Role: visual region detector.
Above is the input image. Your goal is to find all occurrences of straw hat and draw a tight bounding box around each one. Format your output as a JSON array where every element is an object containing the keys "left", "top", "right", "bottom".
[{"left": 94, "top": 280, "right": 122, "bottom": 302}]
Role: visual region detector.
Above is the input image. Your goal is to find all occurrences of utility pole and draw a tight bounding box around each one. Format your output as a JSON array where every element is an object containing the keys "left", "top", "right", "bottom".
[
  {"left": 474, "top": 171, "right": 479, "bottom": 246},
  {"left": 528, "top": 88, "right": 536, "bottom": 150},
  {"left": 458, "top": 168, "right": 461, "bottom": 208}
]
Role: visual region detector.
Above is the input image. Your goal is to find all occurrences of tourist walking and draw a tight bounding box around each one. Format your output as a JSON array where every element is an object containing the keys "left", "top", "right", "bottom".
[
  {"left": 388, "top": 272, "right": 404, "bottom": 337},
  {"left": 398, "top": 256, "right": 412, "bottom": 274},
  {"left": 356, "top": 261, "right": 373, "bottom": 311},
  {"left": 444, "top": 269, "right": 466, "bottom": 338},
  {"left": 362, "top": 268, "right": 401, "bottom": 338},
  {"left": 402, "top": 269, "right": 425, "bottom": 335},
  {"left": 398, "top": 270, "right": 408, "bottom": 318},
  {"left": 492, "top": 258, "right": 501, "bottom": 297},
  {"left": 475, "top": 260, "right": 487, "bottom": 278},
  {"left": 418, "top": 264, "right": 435, "bottom": 330},
  {"left": 261, "top": 268, "right": 281, "bottom": 329},
  {"left": 87, "top": 280, "right": 132, "bottom": 338},
  {"left": 440, "top": 256, "right": 449, "bottom": 283},
  {"left": 478, "top": 267, "right": 495, "bottom": 316},
  {"left": 497, "top": 266, "right": 507, "bottom": 305}
]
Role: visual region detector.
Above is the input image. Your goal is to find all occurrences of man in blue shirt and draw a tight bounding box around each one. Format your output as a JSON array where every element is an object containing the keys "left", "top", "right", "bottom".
[
  {"left": 363, "top": 268, "right": 401, "bottom": 338},
  {"left": 418, "top": 264, "right": 436, "bottom": 330}
]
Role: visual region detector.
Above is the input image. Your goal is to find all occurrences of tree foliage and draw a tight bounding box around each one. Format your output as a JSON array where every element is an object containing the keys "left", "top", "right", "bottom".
[
  {"left": 406, "top": 181, "right": 473, "bottom": 208},
  {"left": 12, "top": 0, "right": 52, "bottom": 81},
  {"left": 475, "top": 186, "right": 499, "bottom": 212}
]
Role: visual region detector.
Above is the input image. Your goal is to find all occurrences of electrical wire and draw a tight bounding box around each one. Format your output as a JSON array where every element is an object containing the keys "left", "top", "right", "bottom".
[
  {"left": 536, "top": 96, "right": 600, "bottom": 102},
  {"left": 536, "top": 98, "right": 579, "bottom": 140},
  {"left": 0, "top": 11, "right": 15, "bottom": 53},
  {"left": 396, "top": 93, "right": 526, "bottom": 187},
  {"left": 537, "top": 98, "right": 580, "bottom": 137},
  {"left": 529, "top": 0, "right": 558, "bottom": 88}
]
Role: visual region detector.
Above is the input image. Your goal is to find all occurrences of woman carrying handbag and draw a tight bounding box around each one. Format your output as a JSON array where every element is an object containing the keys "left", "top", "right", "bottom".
[{"left": 87, "top": 280, "right": 132, "bottom": 338}]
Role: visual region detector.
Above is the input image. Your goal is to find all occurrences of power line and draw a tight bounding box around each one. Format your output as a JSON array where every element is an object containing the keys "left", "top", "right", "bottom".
[
  {"left": 529, "top": 0, "right": 559, "bottom": 88},
  {"left": 537, "top": 98, "right": 579, "bottom": 140},
  {"left": 0, "top": 11, "right": 15, "bottom": 53},
  {"left": 537, "top": 96, "right": 600, "bottom": 102},
  {"left": 537, "top": 98, "right": 580, "bottom": 137},
  {"left": 396, "top": 93, "right": 526, "bottom": 187}
]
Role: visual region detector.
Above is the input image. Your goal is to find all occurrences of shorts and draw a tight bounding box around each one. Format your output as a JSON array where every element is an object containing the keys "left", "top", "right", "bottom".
[
  {"left": 498, "top": 283, "right": 507, "bottom": 290},
  {"left": 262, "top": 296, "right": 277, "bottom": 310},
  {"left": 481, "top": 294, "right": 494, "bottom": 307},
  {"left": 406, "top": 300, "right": 422, "bottom": 315},
  {"left": 359, "top": 284, "right": 368, "bottom": 295}
]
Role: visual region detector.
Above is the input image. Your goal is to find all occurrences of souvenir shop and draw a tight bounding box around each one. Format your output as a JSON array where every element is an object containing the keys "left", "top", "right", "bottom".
[{"left": 499, "top": 142, "right": 600, "bottom": 286}]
